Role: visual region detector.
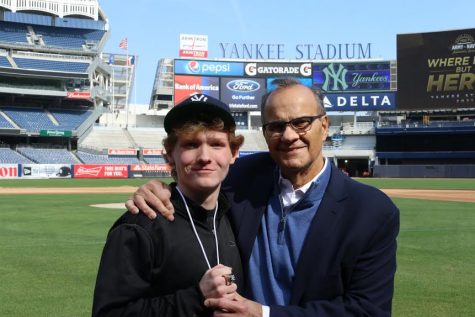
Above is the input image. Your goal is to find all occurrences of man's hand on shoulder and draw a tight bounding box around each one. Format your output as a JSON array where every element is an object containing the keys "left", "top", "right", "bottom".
[{"left": 125, "top": 179, "right": 175, "bottom": 220}]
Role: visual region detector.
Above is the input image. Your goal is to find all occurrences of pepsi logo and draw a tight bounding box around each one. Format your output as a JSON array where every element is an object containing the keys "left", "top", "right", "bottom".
[{"left": 186, "top": 60, "right": 200, "bottom": 73}]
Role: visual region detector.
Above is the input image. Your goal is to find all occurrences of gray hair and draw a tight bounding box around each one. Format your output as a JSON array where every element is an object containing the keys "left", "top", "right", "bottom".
[{"left": 260, "top": 78, "right": 326, "bottom": 124}]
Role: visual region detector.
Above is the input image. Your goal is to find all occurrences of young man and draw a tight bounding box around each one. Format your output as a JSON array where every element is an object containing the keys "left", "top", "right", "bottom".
[
  {"left": 126, "top": 79, "right": 400, "bottom": 317},
  {"left": 92, "top": 94, "right": 245, "bottom": 317}
]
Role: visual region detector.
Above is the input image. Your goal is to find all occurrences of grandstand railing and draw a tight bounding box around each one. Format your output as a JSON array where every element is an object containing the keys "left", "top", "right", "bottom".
[
  {"left": 0, "top": 0, "right": 99, "bottom": 21},
  {"left": 377, "top": 119, "right": 475, "bottom": 129},
  {"left": 14, "top": 50, "right": 91, "bottom": 62}
]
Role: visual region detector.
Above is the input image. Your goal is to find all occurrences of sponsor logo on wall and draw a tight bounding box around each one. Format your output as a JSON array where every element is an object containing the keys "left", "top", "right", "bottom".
[
  {"left": 174, "top": 75, "right": 220, "bottom": 104},
  {"left": 175, "top": 59, "right": 244, "bottom": 76},
  {"left": 244, "top": 62, "right": 312, "bottom": 77},
  {"left": 323, "top": 92, "right": 396, "bottom": 111},
  {"left": 0, "top": 164, "right": 18, "bottom": 178},
  {"left": 74, "top": 164, "right": 128, "bottom": 178},
  {"left": 220, "top": 78, "right": 266, "bottom": 110},
  {"left": 313, "top": 62, "right": 391, "bottom": 92}
]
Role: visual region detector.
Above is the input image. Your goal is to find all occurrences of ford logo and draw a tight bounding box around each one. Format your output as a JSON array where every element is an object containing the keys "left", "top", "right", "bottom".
[{"left": 226, "top": 79, "right": 260, "bottom": 92}]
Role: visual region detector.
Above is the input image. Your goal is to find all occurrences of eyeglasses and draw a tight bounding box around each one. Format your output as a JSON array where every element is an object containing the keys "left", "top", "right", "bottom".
[{"left": 262, "top": 114, "right": 326, "bottom": 136}]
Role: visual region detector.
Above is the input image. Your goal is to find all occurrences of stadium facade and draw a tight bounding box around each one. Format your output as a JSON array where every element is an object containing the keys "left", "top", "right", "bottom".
[{"left": 0, "top": 1, "right": 474, "bottom": 178}]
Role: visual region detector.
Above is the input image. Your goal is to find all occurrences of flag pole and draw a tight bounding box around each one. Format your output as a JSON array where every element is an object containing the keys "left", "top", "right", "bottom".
[
  {"left": 134, "top": 55, "right": 137, "bottom": 107},
  {"left": 125, "top": 42, "right": 129, "bottom": 129}
]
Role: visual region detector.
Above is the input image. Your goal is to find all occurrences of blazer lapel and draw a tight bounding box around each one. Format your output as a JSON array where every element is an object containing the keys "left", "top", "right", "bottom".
[
  {"left": 234, "top": 161, "right": 275, "bottom": 265},
  {"left": 290, "top": 164, "right": 348, "bottom": 304}
]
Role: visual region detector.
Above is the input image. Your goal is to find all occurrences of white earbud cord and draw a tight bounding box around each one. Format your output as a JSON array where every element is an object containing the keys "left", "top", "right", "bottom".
[{"left": 176, "top": 186, "right": 220, "bottom": 269}]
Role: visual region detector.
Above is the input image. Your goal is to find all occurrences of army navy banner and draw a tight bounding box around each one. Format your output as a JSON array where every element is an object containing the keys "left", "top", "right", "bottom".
[{"left": 397, "top": 28, "right": 475, "bottom": 110}]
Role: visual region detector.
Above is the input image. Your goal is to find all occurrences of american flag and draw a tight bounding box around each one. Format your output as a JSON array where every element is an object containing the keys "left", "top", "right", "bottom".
[{"left": 119, "top": 37, "right": 128, "bottom": 49}]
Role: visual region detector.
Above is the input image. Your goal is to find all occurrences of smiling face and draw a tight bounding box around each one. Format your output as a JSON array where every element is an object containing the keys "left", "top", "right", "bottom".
[
  {"left": 166, "top": 129, "right": 239, "bottom": 203},
  {"left": 263, "top": 84, "right": 328, "bottom": 187}
]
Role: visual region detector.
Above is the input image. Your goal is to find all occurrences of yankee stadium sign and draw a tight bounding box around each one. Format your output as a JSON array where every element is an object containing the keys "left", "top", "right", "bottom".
[{"left": 219, "top": 42, "right": 372, "bottom": 60}]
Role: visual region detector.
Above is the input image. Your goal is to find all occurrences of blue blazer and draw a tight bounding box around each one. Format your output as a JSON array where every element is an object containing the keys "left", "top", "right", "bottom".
[{"left": 222, "top": 152, "right": 400, "bottom": 317}]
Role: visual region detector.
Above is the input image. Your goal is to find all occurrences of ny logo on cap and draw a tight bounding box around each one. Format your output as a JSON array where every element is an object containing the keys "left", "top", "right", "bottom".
[{"left": 190, "top": 94, "right": 208, "bottom": 102}]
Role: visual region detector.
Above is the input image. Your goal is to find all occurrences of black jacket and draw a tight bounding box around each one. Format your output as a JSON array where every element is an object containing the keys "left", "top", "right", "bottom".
[{"left": 92, "top": 185, "right": 243, "bottom": 317}]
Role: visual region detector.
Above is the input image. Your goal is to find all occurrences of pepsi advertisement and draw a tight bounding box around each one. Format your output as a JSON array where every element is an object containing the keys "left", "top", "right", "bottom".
[
  {"left": 220, "top": 78, "right": 266, "bottom": 110},
  {"left": 174, "top": 59, "right": 244, "bottom": 76}
]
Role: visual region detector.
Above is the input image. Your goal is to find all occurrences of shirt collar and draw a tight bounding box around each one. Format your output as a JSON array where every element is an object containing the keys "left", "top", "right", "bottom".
[{"left": 278, "top": 158, "right": 330, "bottom": 208}]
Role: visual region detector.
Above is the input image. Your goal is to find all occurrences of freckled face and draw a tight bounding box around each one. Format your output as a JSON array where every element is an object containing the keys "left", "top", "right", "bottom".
[{"left": 168, "top": 130, "right": 238, "bottom": 196}]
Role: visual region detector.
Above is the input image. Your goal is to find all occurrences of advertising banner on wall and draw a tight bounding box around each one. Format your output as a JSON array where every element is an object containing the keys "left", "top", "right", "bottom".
[
  {"left": 179, "top": 34, "right": 208, "bottom": 58},
  {"left": 108, "top": 148, "right": 137, "bottom": 156},
  {"left": 175, "top": 59, "right": 244, "bottom": 77},
  {"left": 397, "top": 28, "right": 475, "bottom": 110},
  {"left": 220, "top": 78, "right": 266, "bottom": 110},
  {"left": 21, "top": 164, "right": 72, "bottom": 178},
  {"left": 174, "top": 75, "right": 219, "bottom": 104},
  {"left": 129, "top": 164, "right": 171, "bottom": 178},
  {"left": 244, "top": 62, "right": 312, "bottom": 77},
  {"left": 313, "top": 62, "right": 391, "bottom": 92},
  {"left": 0, "top": 164, "right": 19, "bottom": 178},
  {"left": 66, "top": 91, "right": 91, "bottom": 100},
  {"left": 143, "top": 149, "right": 163, "bottom": 155},
  {"left": 39, "top": 130, "right": 72, "bottom": 137},
  {"left": 73, "top": 164, "right": 128, "bottom": 178},
  {"left": 323, "top": 92, "right": 396, "bottom": 111}
]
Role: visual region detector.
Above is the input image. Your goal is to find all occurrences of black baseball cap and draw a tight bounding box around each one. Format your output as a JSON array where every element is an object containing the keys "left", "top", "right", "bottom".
[{"left": 164, "top": 94, "right": 235, "bottom": 133}]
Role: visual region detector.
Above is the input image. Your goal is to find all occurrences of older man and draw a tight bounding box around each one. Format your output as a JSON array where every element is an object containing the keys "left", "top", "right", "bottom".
[{"left": 127, "top": 79, "right": 400, "bottom": 317}]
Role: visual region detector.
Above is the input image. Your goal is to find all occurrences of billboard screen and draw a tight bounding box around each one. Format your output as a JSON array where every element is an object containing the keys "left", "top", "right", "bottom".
[
  {"left": 313, "top": 62, "right": 391, "bottom": 92},
  {"left": 220, "top": 78, "right": 266, "bottom": 110},
  {"left": 179, "top": 34, "right": 208, "bottom": 58},
  {"left": 174, "top": 75, "right": 220, "bottom": 104},
  {"left": 323, "top": 92, "right": 396, "bottom": 111},
  {"left": 397, "top": 28, "right": 475, "bottom": 110}
]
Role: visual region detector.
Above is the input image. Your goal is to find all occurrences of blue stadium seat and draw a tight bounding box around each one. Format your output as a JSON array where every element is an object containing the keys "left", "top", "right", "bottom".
[
  {"left": 0, "top": 21, "right": 29, "bottom": 44},
  {"left": 16, "top": 147, "right": 79, "bottom": 164},
  {"left": 0, "top": 148, "right": 32, "bottom": 164},
  {"left": 0, "top": 56, "right": 12, "bottom": 68},
  {"left": 50, "top": 109, "right": 93, "bottom": 130},
  {"left": 77, "top": 151, "right": 140, "bottom": 164},
  {"left": 0, "top": 113, "right": 15, "bottom": 128},
  {"left": 14, "top": 58, "right": 89, "bottom": 73},
  {"left": 143, "top": 156, "right": 166, "bottom": 164},
  {"left": 33, "top": 25, "right": 105, "bottom": 49},
  {"left": 2, "top": 107, "right": 57, "bottom": 132}
]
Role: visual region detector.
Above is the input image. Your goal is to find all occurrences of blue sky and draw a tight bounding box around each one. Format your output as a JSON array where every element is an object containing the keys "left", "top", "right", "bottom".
[{"left": 100, "top": 0, "right": 475, "bottom": 104}]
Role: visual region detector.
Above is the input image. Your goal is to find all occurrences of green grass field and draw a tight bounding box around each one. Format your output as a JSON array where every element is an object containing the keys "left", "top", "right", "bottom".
[{"left": 0, "top": 177, "right": 474, "bottom": 316}]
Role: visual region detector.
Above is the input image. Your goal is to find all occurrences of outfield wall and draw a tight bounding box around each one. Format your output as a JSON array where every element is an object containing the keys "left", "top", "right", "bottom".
[
  {"left": 374, "top": 164, "right": 475, "bottom": 178},
  {"left": 0, "top": 164, "right": 172, "bottom": 179}
]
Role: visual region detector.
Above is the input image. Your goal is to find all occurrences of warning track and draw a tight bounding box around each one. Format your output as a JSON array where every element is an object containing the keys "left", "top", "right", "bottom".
[{"left": 0, "top": 187, "right": 474, "bottom": 203}]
